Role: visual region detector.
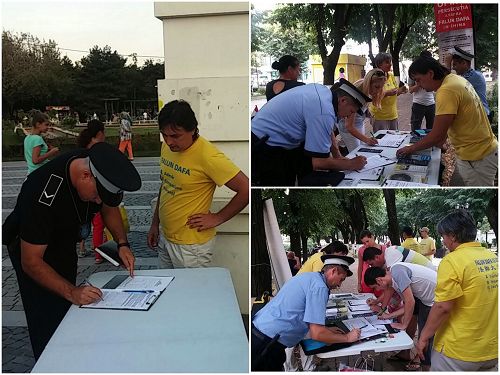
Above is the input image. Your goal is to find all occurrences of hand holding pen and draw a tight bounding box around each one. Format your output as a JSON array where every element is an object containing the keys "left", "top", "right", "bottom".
[{"left": 71, "top": 279, "right": 103, "bottom": 305}]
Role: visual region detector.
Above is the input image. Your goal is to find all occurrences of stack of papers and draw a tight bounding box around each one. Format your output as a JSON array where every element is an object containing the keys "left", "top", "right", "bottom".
[{"left": 376, "top": 134, "right": 407, "bottom": 148}]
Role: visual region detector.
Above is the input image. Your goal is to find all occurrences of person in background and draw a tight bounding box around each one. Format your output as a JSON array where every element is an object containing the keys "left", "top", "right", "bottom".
[
  {"left": 337, "top": 68, "right": 386, "bottom": 152},
  {"left": 409, "top": 51, "right": 436, "bottom": 131},
  {"left": 147, "top": 100, "right": 249, "bottom": 269},
  {"left": 118, "top": 111, "right": 134, "bottom": 161},
  {"left": 24, "top": 110, "right": 59, "bottom": 175},
  {"left": 401, "top": 226, "right": 420, "bottom": 252},
  {"left": 266, "top": 55, "right": 305, "bottom": 101},
  {"left": 77, "top": 120, "right": 106, "bottom": 263},
  {"left": 370, "top": 52, "right": 407, "bottom": 132},
  {"left": 416, "top": 210, "right": 498, "bottom": 371},
  {"left": 357, "top": 230, "right": 386, "bottom": 295},
  {"left": 287, "top": 251, "right": 300, "bottom": 276},
  {"left": 298, "top": 241, "right": 348, "bottom": 273},
  {"left": 418, "top": 226, "right": 436, "bottom": 261},
  {"left": 397, "top": 55, "right": 497, "bottom": 186},
  {"left": 338, "top": 67, "right": 346, "bottom": 80},
  {"left": 446, "top": 46, "right": 491, "bottom": 121}
]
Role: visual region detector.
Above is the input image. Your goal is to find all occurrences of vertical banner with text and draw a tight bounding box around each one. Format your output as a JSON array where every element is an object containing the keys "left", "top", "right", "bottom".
[{"left": 434, "top": 3, "right": 474, "bottom": 67}]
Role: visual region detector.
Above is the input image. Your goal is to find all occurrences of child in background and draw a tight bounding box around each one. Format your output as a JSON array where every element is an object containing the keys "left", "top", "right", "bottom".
[{"left": 24, "top": 110, "right": 59, "bottom": 174}]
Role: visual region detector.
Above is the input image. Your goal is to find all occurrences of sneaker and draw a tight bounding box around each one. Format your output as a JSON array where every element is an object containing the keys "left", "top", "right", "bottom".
[
  {"left": 77, "top": 250, "right": 88, "bottom": 258},
  {"left": 95, "top": 258, "right": 103, "bottom": 264}
]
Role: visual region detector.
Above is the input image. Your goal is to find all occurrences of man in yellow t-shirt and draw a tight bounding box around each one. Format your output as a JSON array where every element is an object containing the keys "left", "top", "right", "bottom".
[
  {"left": 297, "top": 241, "right": 349, "bottom": 274},
  {"left": 401, "top": 226, "right": 420, "bottom": 252},
  {"left": 416, "top": 210, "right": 498, "bottom": 371},
  {"left": 418, "top": 226, "right": 436, "bottom": 260},
  {"left": 398, "top": 56, "right": 497, "bottom": 186},
  {"left": 147, "top": 100, "right": 249, "bottom": 268}
]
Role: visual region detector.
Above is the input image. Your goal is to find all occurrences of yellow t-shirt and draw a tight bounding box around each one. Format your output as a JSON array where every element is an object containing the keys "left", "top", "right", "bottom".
[
  {"left": 436, "top": 74, "right": 497, "bottom": 160},
  {"left": 159, "top": 136, "right": 240, "bottom": 244},
  {"left": 370, "top": 72, "right": 398, "bottom": 120},
  {"left": 419, "top": 237, "right": 436, "bottom": 260},
  {"left": 297, "top": 252, "right": 324, "bottom": 274},
  {"left": 434, "top": 242, "right": 498, "bottom": 362},
  {"left": 401, "top": 237, "right": 420, "bottom": 253}
]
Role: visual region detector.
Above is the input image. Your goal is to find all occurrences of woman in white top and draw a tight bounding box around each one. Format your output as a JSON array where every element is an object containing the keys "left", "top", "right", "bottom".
[{"left": 337, "top": 69, "right": 386, "bottom": 153}]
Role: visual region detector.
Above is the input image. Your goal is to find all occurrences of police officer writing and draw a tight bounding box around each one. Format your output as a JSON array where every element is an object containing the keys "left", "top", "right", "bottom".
[
  {"left": 251, "top": 255, "right": 361, "bottom": 371},
  {"left": 251, "top": 79, "right": 370, "bottom": 186},
  {"left": 2, "top": 142, "right": 141, "bottom": 360}
]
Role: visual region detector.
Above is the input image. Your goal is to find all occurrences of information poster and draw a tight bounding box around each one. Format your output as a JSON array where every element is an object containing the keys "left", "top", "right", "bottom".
[{"left": 434, "top": 4, "right": 474, "bottom": 68}]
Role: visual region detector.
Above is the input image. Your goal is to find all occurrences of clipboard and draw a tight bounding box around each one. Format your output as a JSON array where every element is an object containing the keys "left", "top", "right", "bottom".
[{"left": 80, "top": 275, "right": 174, "bottom": 311}]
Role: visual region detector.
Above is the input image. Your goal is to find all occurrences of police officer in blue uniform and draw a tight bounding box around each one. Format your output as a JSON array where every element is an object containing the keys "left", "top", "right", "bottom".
[
  {"left": 251, "top": 79, "right": 371, "bottom": 187},
  {"left": 251, "top": 254, "right": 361, "bottom": 371},
  {"left": 2, "top": 142, "right": 141, "bottom": 360},
  {"left": 450, "top": 46, "right": 491, "bottom": 121}
]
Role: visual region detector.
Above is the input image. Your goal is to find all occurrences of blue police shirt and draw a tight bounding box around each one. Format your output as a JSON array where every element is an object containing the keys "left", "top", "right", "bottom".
[
  {"left": 252, "top": 272, "right": 329, "bottom": 347},
  {"left": 462, "top": 69, "right": 490, "bottom": 115},
  {"left": 251, "top": 84, "right": 337, "bottom": 158}
]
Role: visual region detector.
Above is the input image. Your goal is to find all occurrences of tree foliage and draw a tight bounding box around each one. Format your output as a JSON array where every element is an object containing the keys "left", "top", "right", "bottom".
[
  {"left": 2, "top": 31, "right": 165, "bottom": 121},
  {"left": 472, "top": 4, "right": 498, "bottom": 71}
]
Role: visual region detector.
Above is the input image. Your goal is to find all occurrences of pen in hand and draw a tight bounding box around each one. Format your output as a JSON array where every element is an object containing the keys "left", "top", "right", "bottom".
[{"left": 85, "top": 280, "right": 104, "bottom": 301}]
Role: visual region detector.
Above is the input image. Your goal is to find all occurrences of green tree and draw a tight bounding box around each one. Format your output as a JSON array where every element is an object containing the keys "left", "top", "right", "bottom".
[
  {"left": 272, "top": 3, "right": 360, "bottom": 85},
  {"left": 2, "top": 31, "right": 74, "bottom": 119},
  {"left": 472, "top": 4, "right": 498, "bottom": 71}
]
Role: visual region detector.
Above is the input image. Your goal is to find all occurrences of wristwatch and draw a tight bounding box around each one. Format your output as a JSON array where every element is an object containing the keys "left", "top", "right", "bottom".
[{"left": 117, "top": 241, "right": 130, "bottom": 249}]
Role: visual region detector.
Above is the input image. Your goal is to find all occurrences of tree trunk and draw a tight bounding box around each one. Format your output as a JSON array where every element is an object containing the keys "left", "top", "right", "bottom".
[
  {"left": 383, "top": 189, "right": 401, "bottom": 245},
  {"left": 290, "top": 232, "right": 301, "bottom": 255},
  {"left": 486, "top": 194, "right": 498, "bottom": 239},
  {"left": 251, "top": 190, "right": 272, "bottom": 298},
  {"left": 300, "top": 233, "right": 308, "bottom": 262}
]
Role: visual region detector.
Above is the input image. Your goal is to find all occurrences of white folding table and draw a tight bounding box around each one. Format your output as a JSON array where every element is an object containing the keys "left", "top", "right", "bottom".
[
  {"left": 316, "top": 293, "right": 414, "bottom": 370},
  {"left": 32, "top": 268, "right": 248, "bottom": 373},
  {"left": 339, "top": 130, "right": 442, "bottom": 186}
]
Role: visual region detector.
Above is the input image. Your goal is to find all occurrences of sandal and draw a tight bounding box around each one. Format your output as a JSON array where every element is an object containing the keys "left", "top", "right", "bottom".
[{"left": 405, "top": 359, "right": 421, "bottom": 371}]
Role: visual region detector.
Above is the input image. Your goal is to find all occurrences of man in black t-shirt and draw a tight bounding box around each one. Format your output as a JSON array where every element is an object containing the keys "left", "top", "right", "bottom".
[{"left": 3, "top": 142, "right": 141, "bottom": 360}]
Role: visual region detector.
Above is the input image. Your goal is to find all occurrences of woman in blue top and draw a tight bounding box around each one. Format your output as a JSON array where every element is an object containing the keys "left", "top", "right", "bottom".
[{"left": 24, "top": 110, "right": 59, "bottom": 174}]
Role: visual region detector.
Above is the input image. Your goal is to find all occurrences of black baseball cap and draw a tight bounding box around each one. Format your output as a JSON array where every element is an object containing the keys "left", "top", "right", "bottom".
[{"left": 88, "top": 142, "right": 141, "bottom": 206}]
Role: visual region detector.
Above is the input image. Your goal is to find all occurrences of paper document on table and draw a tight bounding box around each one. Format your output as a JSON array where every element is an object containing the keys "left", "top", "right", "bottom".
[
  {"left": 343, "top": 167, "right": 383, "bottom": 181},
  {"left": 349, "top": 304, "right": 373, "bottom": 312},
  {"left": 365, "top": 315, "right": 394, "bottom": 325},
  {"left": 116, "top": 275, "right": 174, "bottom": 292},
  {"left": 81, "top": 276, "right": 174, "bottom": 311},
  {"left": 376, "top": 134, "right": 406, "bottom": 148},
  {"left": 358, "top": 155, "right": 396, "bottom": 171},
  {"left": 383, "top": 180, "right": 432, "bottom": 187},
  {"left": 342, "top": 317, "right": 388, "bottom": 340},
  {"left": 81, "top": 289, "right": 160, "bottom": 311},
  {"left": 347, "top": 299, "right": 369, "bottom": 306}
]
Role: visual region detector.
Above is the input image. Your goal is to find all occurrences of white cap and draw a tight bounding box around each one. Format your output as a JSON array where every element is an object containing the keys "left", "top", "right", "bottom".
[
  {"left": 323, "top": 257, "right": 351, "bottom": 267},
  {"left": 334, "top": 78, "right": 372, "bottom": 115},
  {"left": 452, "top": 46, "right": 474, "bottom": 61}
]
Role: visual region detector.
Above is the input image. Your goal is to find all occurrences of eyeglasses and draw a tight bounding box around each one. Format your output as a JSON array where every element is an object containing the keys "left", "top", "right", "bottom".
[{"left": 372, "top": 70, "right": 386, "bottom": 77}]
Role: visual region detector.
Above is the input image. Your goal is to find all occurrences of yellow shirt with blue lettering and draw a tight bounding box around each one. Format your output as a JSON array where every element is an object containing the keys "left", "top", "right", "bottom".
[
  {"left": 434, "top": 242, "right": 498, "bottom": 361},
  {"left": 158, "top": 136, "right": 240, "bottom": 244},
  {"left": 369, "top": 72, "right": 398, "bottom": 120},
  {"left": 436, "top": 74, "right": 497, "bottom": 160}
]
